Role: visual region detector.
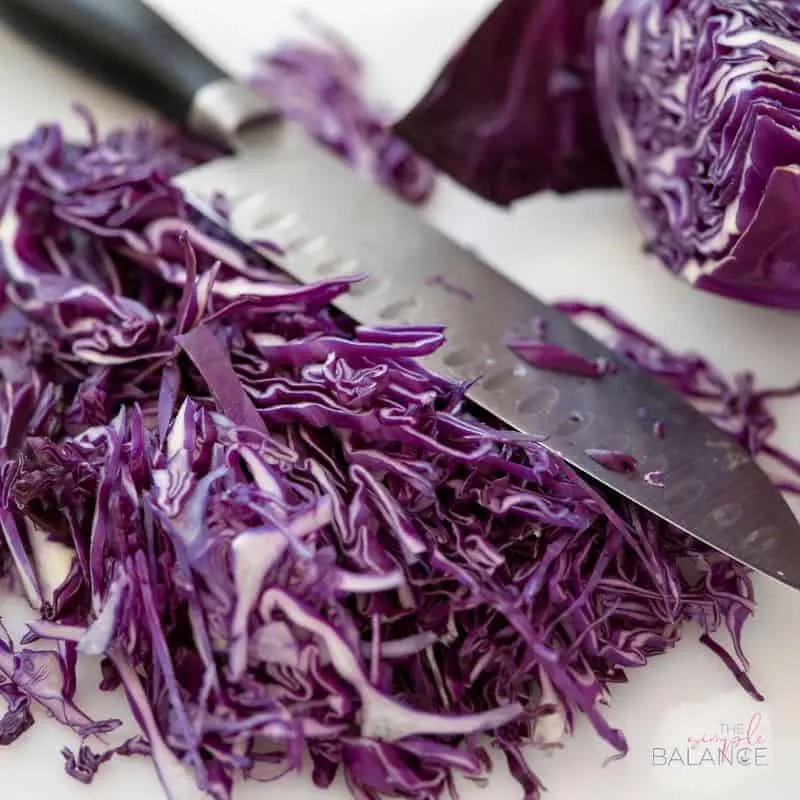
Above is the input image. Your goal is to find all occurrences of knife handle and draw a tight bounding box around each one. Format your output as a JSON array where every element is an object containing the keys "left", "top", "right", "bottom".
[{"left": 0, "top": 0, "right": 276, "bottom": 144}]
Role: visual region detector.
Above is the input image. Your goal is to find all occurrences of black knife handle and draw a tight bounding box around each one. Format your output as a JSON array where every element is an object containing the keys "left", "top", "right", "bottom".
[{"left": 0, "top": 0, "right": 275, "bottom": 143}]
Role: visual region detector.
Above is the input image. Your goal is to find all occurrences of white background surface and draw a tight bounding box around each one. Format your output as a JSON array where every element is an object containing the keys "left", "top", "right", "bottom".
[{"left": 1, "top": 1, "right": 800, "bottom": 798}]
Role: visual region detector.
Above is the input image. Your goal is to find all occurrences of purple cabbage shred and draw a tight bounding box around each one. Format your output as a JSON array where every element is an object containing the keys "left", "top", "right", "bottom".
[
  {"left": 644, "top": 471, "right": 666, "bottom": 489},
  {"left": 508, "top": 338, "right": 611, "bottom": 379},
  {"left": 424, "top": 275, "right": 475, "bottom": 303},
  {"left": 558, "top": 302, "right": 800, "bottom": 495},
  {"left": 0, "top": 680, "right": 34, "bottom": 746},
  {"left": 250, "top": 19, "right": 435, "bottom": 205},
  {"left": 61, "top": 738, "right": 150, "bottom": 785},
  {"left": 584, "top": 449, "right": 637, "bottom": 474}
]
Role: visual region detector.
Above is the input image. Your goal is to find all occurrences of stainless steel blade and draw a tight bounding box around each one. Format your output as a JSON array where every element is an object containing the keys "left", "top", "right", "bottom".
[{"left": 173, "top": 122, "right": 800, "bottom": 590}]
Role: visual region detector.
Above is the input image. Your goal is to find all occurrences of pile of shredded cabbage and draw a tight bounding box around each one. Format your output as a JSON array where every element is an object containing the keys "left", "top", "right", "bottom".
[{"left": 0, "top": 32, "right": 794, "bottom": 800}]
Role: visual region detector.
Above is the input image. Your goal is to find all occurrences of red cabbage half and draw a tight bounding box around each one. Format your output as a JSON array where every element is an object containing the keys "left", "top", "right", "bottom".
[{"left": 595, "top": 1, "right": 800, "bottom": 308}]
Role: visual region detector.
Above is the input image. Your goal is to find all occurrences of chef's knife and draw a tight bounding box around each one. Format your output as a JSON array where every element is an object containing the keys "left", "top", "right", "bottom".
[{"left": 2, "top": 0, "right": 799, "bottom": 590}]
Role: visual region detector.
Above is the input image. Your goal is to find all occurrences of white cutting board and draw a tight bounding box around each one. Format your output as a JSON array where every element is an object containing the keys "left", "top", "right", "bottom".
[{"left": 1, "top": 2, "right": 800, "bottom": 798}]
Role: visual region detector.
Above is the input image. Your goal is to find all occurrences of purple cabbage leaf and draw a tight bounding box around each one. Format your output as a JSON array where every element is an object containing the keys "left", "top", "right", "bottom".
[{"left": 393, "top": 0, "right": 619, "bottom": 205}]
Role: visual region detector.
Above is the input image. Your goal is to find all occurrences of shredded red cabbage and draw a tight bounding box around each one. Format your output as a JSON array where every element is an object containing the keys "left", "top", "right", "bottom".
[
  {"left": 0, "top": 677, "right": 34, "bottom": 745},
  {"left": 0, "top": 112, "right": 767, "bottom": 800},
  {"left": 425, "top": 275, "right": 475, "bottom": 303},
  {"left": 508, "top": 338, "right": 612, "bottom": 379},
  {"left": 250, "top": 21, "right": 435, "bottom": 205},
  {"left": 584, "top": 449, "right": 638, "bottom": 475},
  {"left": 61, "top": 737, "right": 150, "bottom": 785},
  {"left": 644, "top": 471, "right": 665, "bottom": 489},
  {"left": 557, "top": 301, "right": 800, "bottom": 496}
]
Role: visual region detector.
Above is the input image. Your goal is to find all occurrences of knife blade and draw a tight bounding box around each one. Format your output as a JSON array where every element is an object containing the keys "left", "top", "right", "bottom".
[{"left": 2, "top": 0, "right": 799, "bottom": 590}]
